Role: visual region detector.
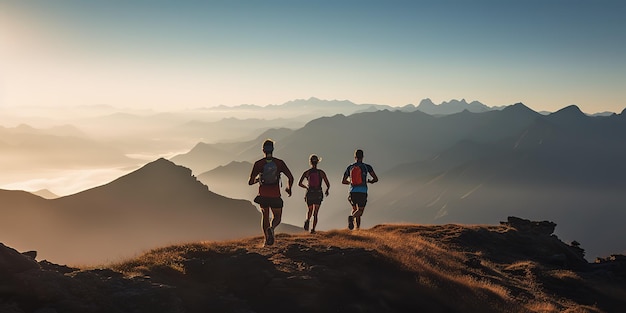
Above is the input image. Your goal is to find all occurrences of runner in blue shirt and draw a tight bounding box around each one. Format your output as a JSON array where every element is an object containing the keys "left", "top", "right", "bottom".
[{"left": 341, "top": 149, "right": 378, "bottom": 230}]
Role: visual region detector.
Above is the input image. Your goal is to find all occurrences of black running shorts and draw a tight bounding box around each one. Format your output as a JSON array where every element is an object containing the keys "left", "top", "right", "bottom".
[
  {"left": 305, "top": 189, "right": 324, "bottom": 205},
  {"left": 254, "top": 196, "right": 284, "bottom": 208},
  {"left": 348, "top": 192, "right": 367, "bottom": 207}
]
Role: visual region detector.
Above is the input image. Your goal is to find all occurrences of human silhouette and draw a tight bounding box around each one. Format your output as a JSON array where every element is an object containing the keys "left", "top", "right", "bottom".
[
  {"left": 297, "top": 154, "right": 330, "bottom": 234},
  {"left": 341, "top": 149, "right": 378, "bottom": 230},
  {"left": 248, "top": 139, "right": 294, "bottom": 246}
]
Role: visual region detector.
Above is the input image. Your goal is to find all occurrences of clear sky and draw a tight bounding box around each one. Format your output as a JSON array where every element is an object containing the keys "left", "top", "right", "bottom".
[{"left": 1, "top": 0, "right": 625, "bottom": 113}]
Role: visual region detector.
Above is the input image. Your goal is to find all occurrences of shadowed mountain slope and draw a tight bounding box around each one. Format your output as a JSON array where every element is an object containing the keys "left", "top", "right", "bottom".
[
  {"left": 196, "top": 161, "right": 254, "bottom": 200},
  {"left": 2, "top": 217, "right": 625, "bottom": 313},
  {"left": 0, "top": 159, "right": 263, "bottom": 265},
  {"left": 365, "top": 114, "right": 626, "bottom": 259}
]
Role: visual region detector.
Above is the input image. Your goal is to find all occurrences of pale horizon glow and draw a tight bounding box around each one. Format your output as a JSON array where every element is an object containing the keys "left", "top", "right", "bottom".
[
  {"left": 0, "top": 167, "right": 134, "bottom": 196},
  {"left": 1, "top": 1, "right": 625, "bottom": 113}
]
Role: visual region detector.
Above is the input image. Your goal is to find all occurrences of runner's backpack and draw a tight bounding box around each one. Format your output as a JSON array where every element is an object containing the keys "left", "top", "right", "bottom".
[
  {"left": 308, "top": 169, "right": 322, "bottom": 189},
  {"left": 260, "top": 158, "right": 280, "bottom": 185},
  {"left": 350, "top": 163, "right": 367, "bottom": 186}
]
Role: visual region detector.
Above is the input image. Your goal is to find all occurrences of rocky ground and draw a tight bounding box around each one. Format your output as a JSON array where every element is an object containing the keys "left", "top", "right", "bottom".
[{"left": 1, "top": 217, "right": 625, "bottom": 313}]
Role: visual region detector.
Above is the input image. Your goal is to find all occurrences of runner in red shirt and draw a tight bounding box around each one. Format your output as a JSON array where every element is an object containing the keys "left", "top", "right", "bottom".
[{"left": 248, "top": 139, "right": 294, "bottom": 246}]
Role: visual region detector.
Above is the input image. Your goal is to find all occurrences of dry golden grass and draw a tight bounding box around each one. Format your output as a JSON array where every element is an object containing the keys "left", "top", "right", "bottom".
[
  {"left": 107, "top": 224, "right": 616, "bottom": 313},
  {"left": 112, "top": 242, "right": 212, "bottom": 276},
  {"left": 324, "top": 227, "right": 523, "bottom": 312}
]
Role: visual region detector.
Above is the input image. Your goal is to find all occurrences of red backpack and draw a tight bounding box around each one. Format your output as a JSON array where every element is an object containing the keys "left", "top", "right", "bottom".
[{"left": 350, "top": 163, "right": 366, "bottom": 186}]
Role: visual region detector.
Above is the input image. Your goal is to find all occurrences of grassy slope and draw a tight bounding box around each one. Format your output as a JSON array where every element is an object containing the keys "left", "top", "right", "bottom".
[
  {"left": 106, "top": 223, "right": 623, "bottom": 313},
  {"left": 4, "top": 221, "right": 625, "bottom": 312}
]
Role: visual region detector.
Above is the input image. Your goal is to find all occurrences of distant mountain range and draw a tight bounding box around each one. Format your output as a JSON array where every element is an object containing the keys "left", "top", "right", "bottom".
[
  {"left": 171, "top": 102, "right": 626, "bottom": 259},
  {"left": 415, "top": 98, "right": 494, "bottom": 115},
  {"left": 2, "top": 97, "right": 609, "bottom": 185},
  {"left": 3, "top": 98, "right": 626, "bottom": 263}
]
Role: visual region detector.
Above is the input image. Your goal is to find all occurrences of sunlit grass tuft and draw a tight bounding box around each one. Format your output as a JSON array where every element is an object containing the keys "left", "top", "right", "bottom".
[{"left": 111, "top": 242, "right": 214, "bottom": 277}]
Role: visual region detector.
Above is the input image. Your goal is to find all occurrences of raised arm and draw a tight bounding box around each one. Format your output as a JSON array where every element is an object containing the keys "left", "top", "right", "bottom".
[
  {"left": 321, "top": 170, "right": 331, "bottom": 196},
  {"left": 281, "top": 161, "right": 295, "bottom": 196},
  {"left": 367, "top": 168, "right": 379, "bottom": 184},
  {"left": 298, "top": 171, "right": 307, "bottom": 189},
  {"left": 248, "top": 163, "right": 260, "bottom": 185},
  {"left": 341, "top": 167, "right": 350, "bottom": 185}
]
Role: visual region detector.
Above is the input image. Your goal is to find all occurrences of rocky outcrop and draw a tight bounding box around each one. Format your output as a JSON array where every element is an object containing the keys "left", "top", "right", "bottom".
[
  {"left": 593, "top": 254, "right": 626, "bottom": 279},
  {"left": 500, "top": 216, "right": 556, "bottom": 236},
  {"left": 495, "top": 217, "right": 586, "bottom": 267},
  {"left": 0, "top": 243, "right": 40, "bottom": 275},
  {"left": 0, "top": 244, "right": 182, "bottom": 313}
]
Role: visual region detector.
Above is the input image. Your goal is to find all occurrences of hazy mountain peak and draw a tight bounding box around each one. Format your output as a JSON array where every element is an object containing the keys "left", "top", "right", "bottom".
[
  {"left": 418, "top": 98, "right": 436, "bottom": 107},
  {"left": 556, "top": 104, "right": 584, "bottom": 115},
  {"left": 549, "top": 104, "right": 588, "bottom": 121},
  {"left": 138, "top": 157, "right": 192, "bottom": 176},
  {"left": 503, "top": 102, "right": 534, "bottom": 113},
  {"left": 107, "top": 157, "right": 202, "bottom": 193},
  {"left": 31, "top": 189, "right": 59, "bottom": 199},
  {"left": 14, "top": 124, "right": 36, "bottom": 132},
  {"left": 282, "top": 97, "right": 356, "bottom": 108},
  {"left": 416, "top": 98, "right": 490, "bottom": 115},
  {"left": 399, "top": 103, "right": 417, "bottom": 111}
]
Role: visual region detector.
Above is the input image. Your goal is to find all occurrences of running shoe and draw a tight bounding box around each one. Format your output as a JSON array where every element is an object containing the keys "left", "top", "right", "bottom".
[
  {"left": 304, "top": 219, "right": 310, "bottom": 231},
  {"left": 348, "top": 216, "right": 354, "bottom": 230}
]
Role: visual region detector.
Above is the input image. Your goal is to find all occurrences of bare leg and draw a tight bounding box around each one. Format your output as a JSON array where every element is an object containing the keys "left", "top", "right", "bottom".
[
  {"left": 311, "top": 204, "right": 320, "bottom": 231},
  {"left": 261, "top": 206, "right": 271, "bottom": 240},
  {"left": 354, "top": 206, "right": 365, "bottom": 229},
  {"left": 351, "top": 205, "right": 359, "bottom": 216},
  {"left": 270, "top": 207, "right": 282, "bottom": 229},
  {"left": 306, "top": 205, "right": 314, "bottom": 221}
]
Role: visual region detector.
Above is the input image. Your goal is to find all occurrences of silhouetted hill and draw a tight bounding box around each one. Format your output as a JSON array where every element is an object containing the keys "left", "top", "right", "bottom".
[
  {"left": 31, "top": 189, "right": 59, "bottom": 199},
  {"left": 0, "top": 159, "right": 264, "bottom": 264},
  {"left": 549, "top": 105, "right": 587, "bottom": 123},
  {"left": 169, "top": 142, "right": 235, "bottom": 174},
  {"left": 2, "top": 217, "right": 625, "bottom": 313},
  {"left": 197, "top": 161, "right": 253, "bottom": 200}
]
